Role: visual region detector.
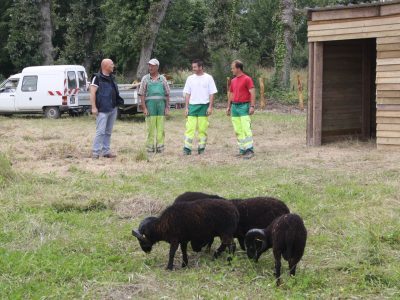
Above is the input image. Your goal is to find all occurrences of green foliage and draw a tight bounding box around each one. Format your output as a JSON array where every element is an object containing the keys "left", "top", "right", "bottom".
[
  {"left": 58, "top": 0, "right": 105, "bottom": 73},
  {"left": 6, "top": 0, "right": 43, "bottom": 70},
  {"left": 154, "top": 0, "right": 208, "bottom": 70},
  {"left": 100, "top": 0, "right": 150, "bottom": 75}
]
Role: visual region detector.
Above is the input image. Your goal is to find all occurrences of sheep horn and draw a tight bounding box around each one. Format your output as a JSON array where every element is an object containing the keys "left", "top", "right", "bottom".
[
  {"left": 132, "top": 229, "right": 147, "bottom": 242},
  {"left": 246, "top": 229, "right": 267, "bottom": 251},
  {"left": 247, "top": 229, "right": 266, "bottom": 239}
]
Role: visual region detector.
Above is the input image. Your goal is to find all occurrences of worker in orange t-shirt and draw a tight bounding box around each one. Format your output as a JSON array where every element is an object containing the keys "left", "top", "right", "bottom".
[{"left": 226, "top": 60, "right": 256, "bottom": 159}]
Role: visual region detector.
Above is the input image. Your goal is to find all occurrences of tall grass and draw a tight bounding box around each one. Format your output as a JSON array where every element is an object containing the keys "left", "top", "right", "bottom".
[{"left": 0, "top": 152, "right": 14, "bottom": 186}]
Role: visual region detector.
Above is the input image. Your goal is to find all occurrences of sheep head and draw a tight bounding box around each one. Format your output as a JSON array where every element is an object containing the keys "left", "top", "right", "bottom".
[
  {"left": 132, "top": 217, "right": 157, "bottom": 253},
  {"left": 245, "top": 229, "right": 268, "bottom": 262}
]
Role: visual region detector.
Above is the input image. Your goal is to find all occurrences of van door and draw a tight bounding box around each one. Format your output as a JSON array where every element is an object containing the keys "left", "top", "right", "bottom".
[
  {"left": 66, "top": 70, "right": 78, "bottom": 107},
  {"left": 17, "top": 75, "right": 39, "bottom": 110},
  {"left": 0, "top": 78, "right": 19, "bottom": 112}
]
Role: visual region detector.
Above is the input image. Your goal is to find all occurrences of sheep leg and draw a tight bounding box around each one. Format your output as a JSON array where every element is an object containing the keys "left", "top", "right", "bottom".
[
  {"left": 289, "top": 258, "right": 298, "bottom": 276},
  {"left": 213, "top": 243, "right": 227, "bottom": 259},
  {"left": 167, "top": 241, "right": 179, "bottom": 270},
  {"left": 273, "top": 250, "right": 282, "bottom": 286},
  {"left": 238, "top": 237, "right": 246, "bottom": 251},
  {"left": 180, "top": 241, "right": 189, "bottom": 268}
]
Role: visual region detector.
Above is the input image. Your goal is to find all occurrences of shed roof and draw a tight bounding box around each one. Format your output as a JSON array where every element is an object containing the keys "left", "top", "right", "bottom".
[{"left": 307, "top": 0, "right": 400, "bottom": 12}]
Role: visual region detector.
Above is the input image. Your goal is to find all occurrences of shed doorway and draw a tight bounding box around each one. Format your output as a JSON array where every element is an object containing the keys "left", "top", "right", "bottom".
[{"left": 321, "top": 39, "right": 376, "bottom": 143}]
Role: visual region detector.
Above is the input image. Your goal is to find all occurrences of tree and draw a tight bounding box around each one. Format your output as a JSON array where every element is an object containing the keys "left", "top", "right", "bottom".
[
  {"left": 39, "top": 0, "right": 55, "bottom": 64},
  {"left": 281, "top": 0, "right": 295, "bottom": 89},
  {"left": 136, "top": 0, "right": 171, "bottom": 79},
  {"left": 6, "top": 0, "right": 43, "bottom": 70},
  {"left": 153, "top": 0, "right": 208, "bottom": 70},
  {"left": 59, "top": 0, "right": 105, "bottom": 72},
  {"left": 0, "top": 0, "right": 14, "bottom": 77}
]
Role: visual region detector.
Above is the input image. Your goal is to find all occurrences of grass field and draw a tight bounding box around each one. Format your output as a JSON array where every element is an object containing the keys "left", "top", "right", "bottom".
[{"left": 1, "top": 110, "right": 400, "bottom": 299}]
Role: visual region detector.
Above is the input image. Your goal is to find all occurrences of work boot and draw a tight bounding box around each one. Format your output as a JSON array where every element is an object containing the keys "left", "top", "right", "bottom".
[
  {"left": 235, "top": 150, "right": 246, "bottom": 157},
  {"left": 243, "top": 149, "right": 254, "bottom": 160}
]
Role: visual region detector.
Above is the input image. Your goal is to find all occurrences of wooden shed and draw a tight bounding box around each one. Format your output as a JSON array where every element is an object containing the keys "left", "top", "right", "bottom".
[{"left": 307, "top": 0, "right": 400, "bottom": 149}]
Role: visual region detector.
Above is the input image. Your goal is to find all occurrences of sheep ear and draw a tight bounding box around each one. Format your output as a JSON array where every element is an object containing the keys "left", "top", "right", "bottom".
[{"left": 132, "top": 229, "right": 146, "bottom": 242}]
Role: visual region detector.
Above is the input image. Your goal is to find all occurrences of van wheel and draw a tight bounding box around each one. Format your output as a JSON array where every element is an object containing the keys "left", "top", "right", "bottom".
[
  {"left": 117, "top": 108, "right": 122, "bottom": 119},
  {"left": 44, "top": 107, "right": 61, "bottom": 119}
]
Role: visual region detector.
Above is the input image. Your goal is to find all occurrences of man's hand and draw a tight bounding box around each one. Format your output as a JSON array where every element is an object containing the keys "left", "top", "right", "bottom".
[
  {"left": 165, "top": 106, "right": 170, "bottom": 116},
  {"left": 143, "top": 107, "right": 149, "bottom": 116},
  {"left": 249, "top": 106, "right": 255, "bottom": 115},
  {"left": 91, "top": 107, "right": 98, "bottom": 116},
  {"left": 226, "top": 106, "right": 231, "bottom": 116},
  {"left": 185, "top": 107, "right": 189, "bottom": 117},
  {"left": 207, "top": 107, "right": 213, "bottom": 116}
]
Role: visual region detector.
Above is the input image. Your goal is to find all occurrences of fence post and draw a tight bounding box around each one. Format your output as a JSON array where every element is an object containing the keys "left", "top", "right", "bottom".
[
  {"left": 259, "top": 77, "right": 266, "bottom": 110},
  {"left": 297, "top": 74, "right": 304, "bottom": 111}
]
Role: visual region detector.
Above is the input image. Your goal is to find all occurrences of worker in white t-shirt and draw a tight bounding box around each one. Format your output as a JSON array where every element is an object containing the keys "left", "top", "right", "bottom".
[{"left": 182, "top": 59, "right": 218, "bottom": 155}]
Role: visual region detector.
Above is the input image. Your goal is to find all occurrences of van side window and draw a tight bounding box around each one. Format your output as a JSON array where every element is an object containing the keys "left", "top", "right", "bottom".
[
  {"left": 77, "top": 71, "right": 86, "bottom": 90},
  {"left": 67, "top": 71, "right": 77, "bottom": 89},
  {"left": 21, "top": 76, "right": 38, "bottom": 92}
]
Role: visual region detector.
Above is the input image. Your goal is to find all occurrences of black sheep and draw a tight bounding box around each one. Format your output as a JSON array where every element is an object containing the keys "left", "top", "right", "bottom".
[
  {"left": 245, "top": 213, "right": 307, "bottom": 285},
  {"left": 132, "top": 198, "right": 239, "bottom": 270},
  {"left": 231, "top": 197, "right": 290, "bottom": 250},
  {"left": 174, "top": 191, "right": 225, "bottom": 203},
  {"left": 174, "top": 193, "right": 290, "bottom": 251},
  {"left": 173, "top": 192, "right": 225, "bottom": 252}
]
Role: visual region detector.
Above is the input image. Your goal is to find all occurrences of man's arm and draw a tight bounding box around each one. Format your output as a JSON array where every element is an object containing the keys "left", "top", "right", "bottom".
[
  {"left": 163, "top": 78, "right": 170, "bottom": 115},
  {"left": 208, "top": 94, "right": 214, "bottom": 116},
  {"left": 185, "top": 93, "right": 190, "bottom": 116},
  {"left": 249, "top": 88, "right": 256, "bottom": 115},
  {"left": 138, "top": 78, "right": 148, "bottom": 116},
  {"left": 90, "top": 85, "right": 98, "bottom": 116},
  {"left": 227, "top": 91, "right": 233, "bottom": 116}
]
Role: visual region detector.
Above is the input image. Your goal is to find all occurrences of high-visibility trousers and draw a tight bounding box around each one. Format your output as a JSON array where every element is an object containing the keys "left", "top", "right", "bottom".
[
  {"left": 231, "top": 102, "right": 254, "bottom": 153},
  {"left": 146, "top": 99, "right": 165, "bottom": 152},
  {"left": 184, "top": 104, "right": 209, "bottom": 152}
]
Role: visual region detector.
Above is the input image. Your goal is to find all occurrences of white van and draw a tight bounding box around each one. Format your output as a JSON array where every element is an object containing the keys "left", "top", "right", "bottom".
[{"left": 0, "top": 65, "right": 88, "bottom": 118}]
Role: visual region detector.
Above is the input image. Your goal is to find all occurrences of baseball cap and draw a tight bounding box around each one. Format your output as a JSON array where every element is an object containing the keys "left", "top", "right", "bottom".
[{"left": 148, "top": 58, "right": 160, "bottom": 66}]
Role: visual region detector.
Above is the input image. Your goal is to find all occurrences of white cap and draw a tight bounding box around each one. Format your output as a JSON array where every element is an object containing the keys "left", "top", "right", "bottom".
[{"left": 148, "top": 58, "right": 160, "bottom": 66}]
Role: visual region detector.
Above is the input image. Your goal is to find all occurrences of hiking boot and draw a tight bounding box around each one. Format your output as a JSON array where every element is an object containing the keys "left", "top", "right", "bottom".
[
  {"left": 103, "top": 153, "right": 117, "bottom": 158},
  {"left": 183, "top": 147, "right": 192, "bottom": 155},
  {"left": 243, "top": 149, "right": 254, "bottom": 160},
  {"left": 198, "top": 148, "right": 205, "bottom": 155}
]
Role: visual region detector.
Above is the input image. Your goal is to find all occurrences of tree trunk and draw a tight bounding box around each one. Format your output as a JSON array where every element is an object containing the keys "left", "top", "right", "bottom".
[
  {"left": 281, "top": 0, "right": 295, "bottom": 89},
  {"left": 39, "top": 0, "right": 54, "bottom": 65},
  {"left": 136, "top": 0, "right": 171, "bottom": 79}
]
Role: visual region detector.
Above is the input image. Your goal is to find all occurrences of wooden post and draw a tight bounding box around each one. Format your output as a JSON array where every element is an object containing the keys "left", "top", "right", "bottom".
[
  {"left": 307, "top": 42, "right": 314, "bottom": 146},
  {"left": 362, "top": 40, "right": 372, "bottom": 139},
  {"left": 297, "top": 74, "right": 304, "bottom": 111},
  {"left": 259, "top": 77, "right": 266, "bottom": 109},
  {"left": 312, "top": 42, "right": 323, "bottom": 146}
]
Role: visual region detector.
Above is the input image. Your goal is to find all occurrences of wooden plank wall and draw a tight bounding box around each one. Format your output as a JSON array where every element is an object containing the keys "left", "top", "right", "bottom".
[
  {"left": 321, "top": 41, "right": 363, "bottom": 139},
  {"left": 308, "top": 3, "right": 400, "bottom": 149},
  {"left": 377, "top": 37, "right": 400, "bottom": 149}
]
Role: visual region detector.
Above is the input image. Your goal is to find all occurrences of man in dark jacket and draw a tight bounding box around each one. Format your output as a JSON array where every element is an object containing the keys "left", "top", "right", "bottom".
[{"left": 90, "top": 59, "right": 123, "bottom": 159}]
